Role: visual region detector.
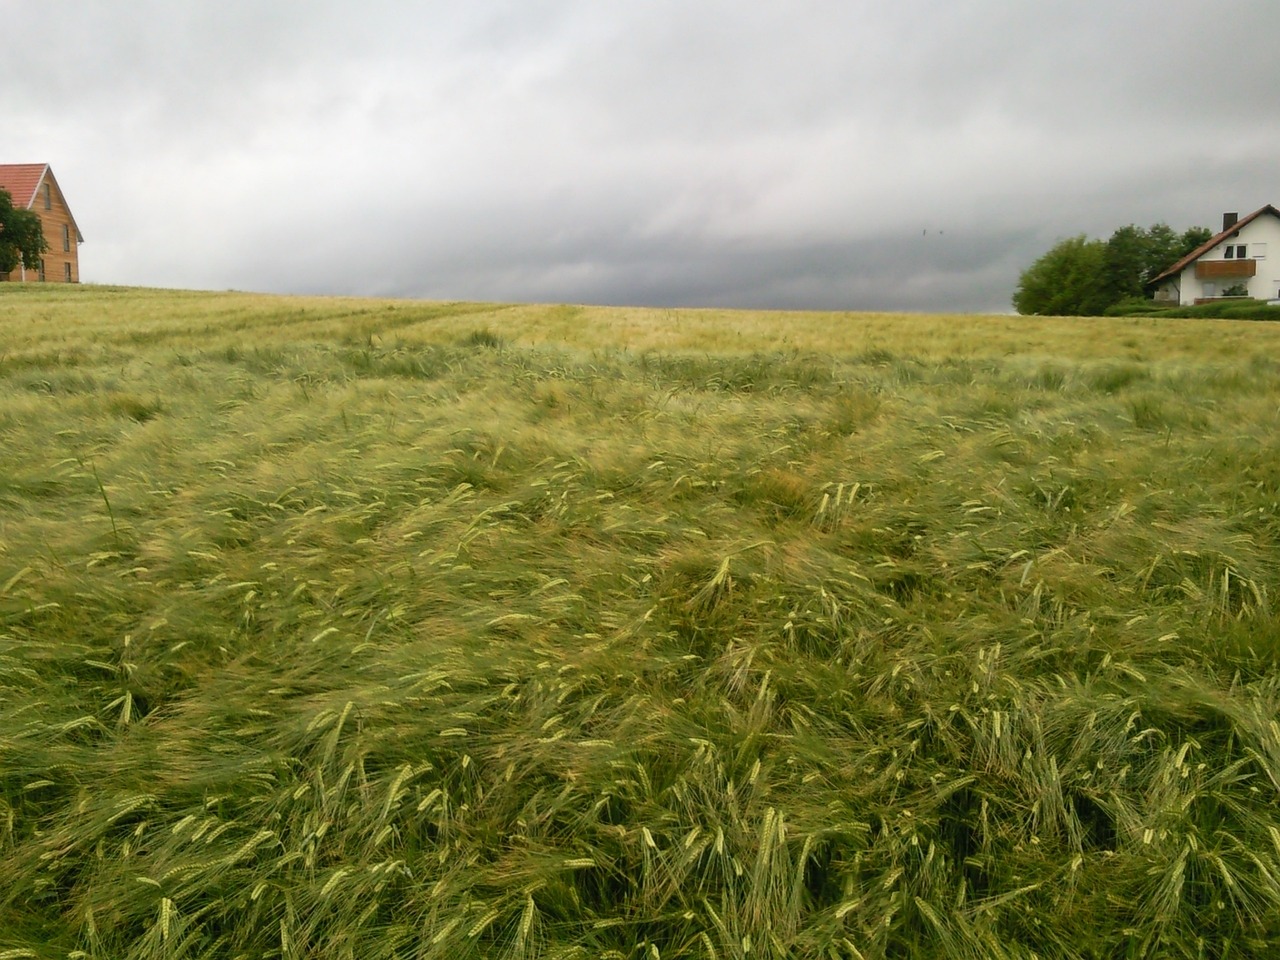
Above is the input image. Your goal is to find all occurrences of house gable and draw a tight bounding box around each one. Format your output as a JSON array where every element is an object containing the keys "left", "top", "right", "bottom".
[
  {"left": 0, "top": 163, "right": 84, "bottom": 283},
  {"left": 1147, "top": 205, "right": 1280, "bottom": 306},
  {"left": 1148, "top": 205, "right": 1280, "bottom": 286}
]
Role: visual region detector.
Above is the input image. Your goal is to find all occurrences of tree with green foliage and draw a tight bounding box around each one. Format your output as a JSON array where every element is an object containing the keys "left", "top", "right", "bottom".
[
  {"left": 1015, "top": 222, "right": 1213, "bottom": 316},
  {"left": 0, "top": 188, "right": 47, "bottom": 275},
  {"left": 1177, "top": 225, "right": 1213, "bottom": 255},
  {"left": 1102, "top": 222, "right": 1213, "bottom": 303},
  {"left": 1012, "top": 235, "right": 1111, "bottom": 316},
  {"left": 1100, "top": 225, "right": 1155, "bottom": 304}
]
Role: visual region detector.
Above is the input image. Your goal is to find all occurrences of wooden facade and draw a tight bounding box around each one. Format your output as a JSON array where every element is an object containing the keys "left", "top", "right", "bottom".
[
  {"left": 1194, "top": 258, "right": 1256, "bottom": 280},
  {"left": 0, "top": 164, "right": 83, "bottom": 283}
]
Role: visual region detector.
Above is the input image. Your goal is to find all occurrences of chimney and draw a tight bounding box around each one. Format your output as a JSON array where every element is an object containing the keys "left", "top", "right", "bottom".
[{"left": 1223, "top": 212, "right": 1239, "bottom": 231}]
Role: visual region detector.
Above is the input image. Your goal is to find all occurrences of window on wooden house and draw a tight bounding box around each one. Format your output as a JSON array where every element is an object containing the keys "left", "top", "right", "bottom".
[
  {"left": 43, "top": 183, "right": 51, "bottom": 210},
  {"left": 62, "top": 225, "right": 70, "bottom": 252},
  {"left": 64, "top": 262, "right": 72, "bottom": 282},
  {"left": 38, "top": 259, "right": 46, "bottom": 281}
]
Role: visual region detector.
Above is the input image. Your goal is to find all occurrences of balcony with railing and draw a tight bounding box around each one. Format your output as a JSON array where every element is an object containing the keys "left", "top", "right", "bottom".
[{"left": 1195, "top": 259, "right": 1257, "bottom": 280}]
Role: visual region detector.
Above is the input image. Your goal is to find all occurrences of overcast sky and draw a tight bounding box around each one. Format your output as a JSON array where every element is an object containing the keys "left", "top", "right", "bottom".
[{"left": 6, "top": 1, "right": 1279, "bottom": 313}]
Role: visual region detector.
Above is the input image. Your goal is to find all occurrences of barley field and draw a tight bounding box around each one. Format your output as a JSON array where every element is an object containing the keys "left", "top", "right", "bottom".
[{"left": 2, "top": 284, "right": 1280, "bottom": 959}]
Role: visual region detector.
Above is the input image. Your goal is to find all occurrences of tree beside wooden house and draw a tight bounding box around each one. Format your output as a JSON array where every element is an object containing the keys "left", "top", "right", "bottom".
[{"left": 0, "top": 163, "right": 83, "bottom": 283}]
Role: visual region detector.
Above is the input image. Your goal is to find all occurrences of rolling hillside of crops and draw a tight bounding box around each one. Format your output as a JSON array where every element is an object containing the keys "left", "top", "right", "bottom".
[{"left": 2, "top": 285, "right": 1280, "bottom": 959}]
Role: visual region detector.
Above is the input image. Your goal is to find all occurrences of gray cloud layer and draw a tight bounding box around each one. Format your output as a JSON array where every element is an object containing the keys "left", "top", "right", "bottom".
[{"left": 7, "top": 1, "right": 1279, "bottom": 312}]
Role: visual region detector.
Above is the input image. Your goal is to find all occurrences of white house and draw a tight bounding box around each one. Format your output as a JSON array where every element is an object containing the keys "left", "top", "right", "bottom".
[{"left": 1148, "top": 205, "right": 1280, "bottom": 305}]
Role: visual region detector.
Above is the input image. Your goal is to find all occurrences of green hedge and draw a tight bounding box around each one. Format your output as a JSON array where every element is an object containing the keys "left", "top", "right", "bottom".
[{"left": 1105, "top": 298, "right": 1280, "bottom": 320}]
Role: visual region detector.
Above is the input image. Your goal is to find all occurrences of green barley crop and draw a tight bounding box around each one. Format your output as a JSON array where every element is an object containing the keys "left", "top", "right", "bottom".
[{"left": 2, "top": 284, "right": 1280, "bottom": 957}]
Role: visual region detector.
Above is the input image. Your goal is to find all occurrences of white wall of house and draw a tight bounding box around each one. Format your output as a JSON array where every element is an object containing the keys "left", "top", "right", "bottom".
[
  {"left": 1151, "top": 275, "right": 1180, "bottom": 303},
  {"left": 1163, "top": 213, "right": 1280, "bottom": 305}
]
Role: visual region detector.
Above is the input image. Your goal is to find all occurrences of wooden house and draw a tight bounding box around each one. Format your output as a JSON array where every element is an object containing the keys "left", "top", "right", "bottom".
[{"left": 0, "top": 163, "right": 83, "bottom": 283}]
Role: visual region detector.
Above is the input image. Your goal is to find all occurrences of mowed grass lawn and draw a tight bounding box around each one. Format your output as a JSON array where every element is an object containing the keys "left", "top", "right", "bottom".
[{"left": 2, "top": 285, "right": 1280, "bottom": 959}]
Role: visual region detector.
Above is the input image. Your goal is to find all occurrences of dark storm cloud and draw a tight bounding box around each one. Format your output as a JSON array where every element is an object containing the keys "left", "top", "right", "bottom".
[{"left": 6, "top": 1, "right": 1280, "bottom": 313}]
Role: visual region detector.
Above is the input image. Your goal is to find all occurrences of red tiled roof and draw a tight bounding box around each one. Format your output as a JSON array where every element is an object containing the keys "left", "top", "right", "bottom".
[
  {"left": 1148, "top": 204, "right": 1280, "bottom": 286},
  {"left": 0, "top": 163, "right": 49, "bottom": 209},
  {"left": 0, "top": 163, "right": 83, "bottom": 243}
]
